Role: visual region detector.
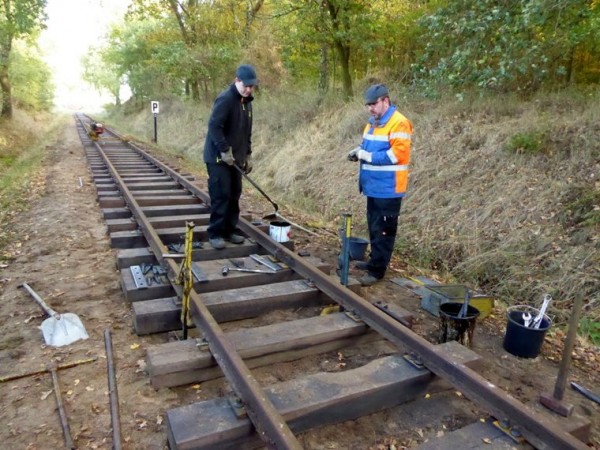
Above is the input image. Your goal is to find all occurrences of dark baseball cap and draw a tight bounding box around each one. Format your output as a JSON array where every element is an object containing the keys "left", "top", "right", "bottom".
[
  {"left": 364, "top": 84, "right": 389, "bottom": 104},
  {"left": 236, "top": 64, "right": 257, "bottom": 86}
]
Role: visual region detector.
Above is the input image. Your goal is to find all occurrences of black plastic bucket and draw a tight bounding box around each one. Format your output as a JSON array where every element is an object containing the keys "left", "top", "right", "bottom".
[
  {"left": 503, "top": 305, "right": 551, "bottom": 358},
  {"left": 348, "top": 237, "right": 369, "bottom": 261},
  {"left": 438, "top": 302, "right": 480, "bottom": 348}
]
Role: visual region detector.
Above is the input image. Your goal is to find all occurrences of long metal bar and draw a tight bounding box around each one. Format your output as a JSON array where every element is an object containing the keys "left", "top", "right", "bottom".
[
  {"left": 86, "top": 128, "right": 302, "bottom": 449},
  {"left": 87, "top": 117, "right": 587, "bottom": 450},
  {"left": 49, "top": 365, "right": 76, "bottom": 449},
  {"left": 104, "top": 329, "right": 123, "bottom": 450},
  {"left": 0, "top": 357, "right": 97, "bottom": 383}
]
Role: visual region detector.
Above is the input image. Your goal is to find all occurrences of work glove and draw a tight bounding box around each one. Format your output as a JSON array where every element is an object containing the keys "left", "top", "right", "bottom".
[
  {"left": 220, "top": 148, "right": 234, "bottom": 166},
  {"left": 244, "top": 154, "right": 253, "bottom": 174},
  {"left": 357, "top": 149, "right": 372, "bottom": 163},
  {"left": 347, "top": 147, "right": 361, "bottom": 162},
  {"left": 348, "top": 147, "right": 372, "bottom": 163}
]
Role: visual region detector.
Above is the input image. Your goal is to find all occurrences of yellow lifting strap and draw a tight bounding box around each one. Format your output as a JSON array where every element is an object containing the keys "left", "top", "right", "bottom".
[{"left": 176, "top": 222, "right": 195, "bottom": 339}]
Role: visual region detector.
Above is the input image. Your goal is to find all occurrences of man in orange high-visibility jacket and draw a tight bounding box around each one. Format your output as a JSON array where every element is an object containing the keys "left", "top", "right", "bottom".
[{"left": 347, "top": 84, "right": 413, "bottom": 286}]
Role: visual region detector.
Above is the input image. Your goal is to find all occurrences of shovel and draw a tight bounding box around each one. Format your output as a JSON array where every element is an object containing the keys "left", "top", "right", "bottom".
[
  {"left": 233, "top": 164, "right": 318, "bottom": 236},
  {"left": 20, "top": 283, "right": 89, "bottom": 347}
]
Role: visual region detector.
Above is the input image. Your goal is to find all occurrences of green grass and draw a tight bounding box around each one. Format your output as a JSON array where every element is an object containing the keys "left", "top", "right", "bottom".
[
  {"left": 504, "top": 130, "right": 546, "bottom": 155},
  {"left": 580, "top": 318, "right": 600, "bottom": 347}
]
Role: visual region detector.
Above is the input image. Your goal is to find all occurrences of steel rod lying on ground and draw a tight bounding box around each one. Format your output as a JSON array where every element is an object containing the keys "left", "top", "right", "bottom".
[
  {"left": 0, "top": 357, "right": 97, "bottom": 383},
  {"left": 49, "top": 364, "right": 76, "bottom": 449},
  {"left": 104, "top": 329, "right": 123, "bottom": 450}
]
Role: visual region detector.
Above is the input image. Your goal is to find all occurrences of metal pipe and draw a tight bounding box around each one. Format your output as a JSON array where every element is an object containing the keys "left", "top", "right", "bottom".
[
  {"left": 0, "top": 357, "right": 97, "bottom": 384},
  {"left": 49, "top": 364, "right": 75, "bottom": 449},
  {"left": 104, "top": 329, "right": 123, "bottom": 450}
]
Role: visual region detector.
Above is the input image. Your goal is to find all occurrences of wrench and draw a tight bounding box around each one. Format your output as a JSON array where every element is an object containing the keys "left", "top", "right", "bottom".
[
  {"left": 221, "top": 266, "right": 275, "bottom": 276},
  {"left": 522, "top": 312, "right": 532, "bottom": 327},
  {"left": 532, "top": 294, "right": 552, "bottom": 329}
]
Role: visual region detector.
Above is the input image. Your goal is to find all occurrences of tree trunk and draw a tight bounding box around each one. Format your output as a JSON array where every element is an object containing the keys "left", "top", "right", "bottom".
[
  {"left": 243, "top": 0, "right": 264, "bottom": 46},
  {"left": 0, "top": 65, "right": 13, "bottom": 118},
  {"left": 318, "top": 45, "right": 329, "bottom": 96},
  {"left": 334, "top": 41, "right": 353, "bottom": 101}
]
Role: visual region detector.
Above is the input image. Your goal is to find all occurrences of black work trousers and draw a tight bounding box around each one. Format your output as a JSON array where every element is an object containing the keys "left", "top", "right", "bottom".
[
  {"left": 206, "top": 163, "right": 242, "bottom": 239},
  {"left": 365, "top": 196, "right": 402, "bottom": 279}
]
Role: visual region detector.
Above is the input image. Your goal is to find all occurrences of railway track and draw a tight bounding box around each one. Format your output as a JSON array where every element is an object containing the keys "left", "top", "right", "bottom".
[{"left": 74, "top": 114, "right": 590, "bottom": 450}]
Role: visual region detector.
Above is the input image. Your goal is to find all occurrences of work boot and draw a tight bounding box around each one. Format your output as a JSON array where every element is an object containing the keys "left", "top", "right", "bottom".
[
  {"left": 227, "top": 233, "right": 245, "bottom": 244},
  {"left": 359, "top": 272, "right": 381, "bottom": 287},
  {"left": 354, "top": 261, "right": 369, "bottom": 270},
  {"left": 209, "top": 237, "right": 226, "bottom": 250}
]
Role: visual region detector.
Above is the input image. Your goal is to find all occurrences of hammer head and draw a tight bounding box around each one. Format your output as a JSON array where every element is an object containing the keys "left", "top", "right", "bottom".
[
  {"left": 540, "top": 392, "right": 574, "bottom": 417},
  {"left": 222, "top": 266, "right": 229, "bottom": 276}
]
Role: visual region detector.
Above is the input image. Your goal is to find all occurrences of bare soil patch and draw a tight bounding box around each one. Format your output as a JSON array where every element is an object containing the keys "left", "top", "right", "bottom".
[{"left": 0, "top": 120, "right": 597, "bottom": 449}]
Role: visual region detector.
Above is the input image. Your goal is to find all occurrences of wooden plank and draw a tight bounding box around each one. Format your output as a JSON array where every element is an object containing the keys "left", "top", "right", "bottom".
[
  {"left": 166, "top": 345, "right": 483, "bottom": 449},
  {"left": 113, "top": 163, "right": 156, "bottom": 168},
  {"left": 107, "top": 214, "right": 211, "bottom": 233},
  {"left": 120, "top": 268, "right": 173, "bottom": 302},
  {"left": 109, "top": 223, "right": 267, "bottom": 248},
  {"left": 147, "top": 312, "right": 379, "bottom": 388},
  {"left": 99, "top": 197, "right": 125, "bottom": 208},
  {"left": 121, "top": 256, "right": 329, "bottom": 302},
  {"left": 122, "top": 176, "right": 172, "bottom": 182},
  {"left": 115, "top": 168, "right": 161, "bottom": 174},
  {"left": 103, "top": 207, "right": 130, "bottom": 220},
  {"left": 189, "top": 257, "right": 330, "bottom": 294},
  {"left": 132, "top": 277, "right": 360, "bottom": 334},
  {"left": 147, "top": 214, "right": 211, "bottom": 229},
  {"left": 110, "top": 229, "right": 147, "bottom": 248},
  {"left": 131, "top": 189, "right": 189, "bottom": 197},
  {"left": 125, "top": 181, "right": 180, "bottom": 191},
  {"left": 135, "top": 195, "right": 201, "bottom": 207},
  {"left": 132, "top": 297, "right": 181, "bottom": 334},
  {"left": 95, "top": 183, "right": 115, "bottom": 191},
  {"left": 106, "top": 218, "right": 137, "bottom": 233},
  {"left": 141, "top": 204, "right": 210, "bottom": 217},
  {"left": 98, "top": 190, "right": 120, "bottom": 198},
  {"left": 166, "top": 355, "right": 434, "bottom": 450},
  {"left": 116, "top": 239, "right": 294, "bottom": 269}
]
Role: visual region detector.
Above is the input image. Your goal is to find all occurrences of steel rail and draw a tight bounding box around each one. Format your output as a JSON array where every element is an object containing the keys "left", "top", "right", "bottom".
[
  {"left": 233, "top": 221, "right": 588, "bottom": 450},
  {"left": 83, "top": 128, "right": 302, "bottom": 450},
  {"left": 85, "top": 117, "right": 587, "bottom": 450}
]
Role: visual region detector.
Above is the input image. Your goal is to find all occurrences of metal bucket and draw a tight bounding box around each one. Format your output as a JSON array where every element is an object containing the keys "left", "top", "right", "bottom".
[
  {"left": 438, "top": 302, "right": 480, "bottom": 348},
  {"left": 269, "top": 221, "right": 291, "bottom": 243}
]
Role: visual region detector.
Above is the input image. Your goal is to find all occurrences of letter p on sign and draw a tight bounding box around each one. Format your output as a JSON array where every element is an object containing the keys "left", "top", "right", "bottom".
[{"left": 151, "top": 101, "right": 160, "bottom": 114}]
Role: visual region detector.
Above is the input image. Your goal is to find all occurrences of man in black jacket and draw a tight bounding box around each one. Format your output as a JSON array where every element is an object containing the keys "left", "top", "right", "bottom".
[{"left": 203, "top": 64, "right": 257, "bottom": 249}]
